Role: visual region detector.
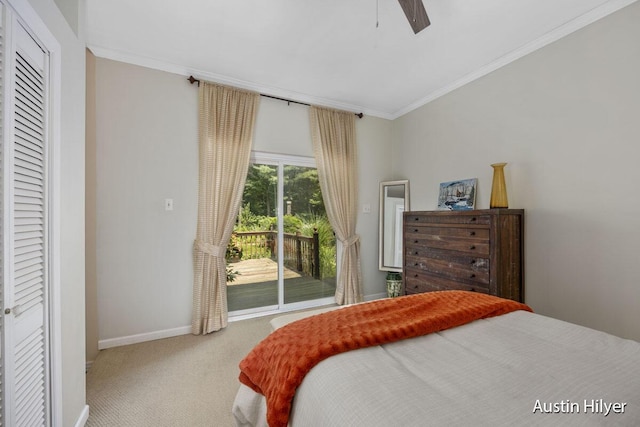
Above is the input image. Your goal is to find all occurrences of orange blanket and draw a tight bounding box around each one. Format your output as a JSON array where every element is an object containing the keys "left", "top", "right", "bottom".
[{"left": 238, "top": 290, "right": 532, "bottom": 427}]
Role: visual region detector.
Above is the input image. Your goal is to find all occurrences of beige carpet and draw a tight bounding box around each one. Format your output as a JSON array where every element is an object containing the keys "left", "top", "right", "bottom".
[{"left": 86, "top": 315, "right": 277, "bottom": 427}]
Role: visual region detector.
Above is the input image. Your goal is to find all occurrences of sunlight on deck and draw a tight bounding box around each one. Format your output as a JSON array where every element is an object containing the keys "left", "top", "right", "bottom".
[{"left": 228, "top": 258, "right": 301, "bottom": 285}]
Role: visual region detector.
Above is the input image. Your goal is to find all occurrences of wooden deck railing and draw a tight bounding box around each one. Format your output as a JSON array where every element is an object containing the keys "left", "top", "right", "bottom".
[{"left": 230, "top": 230, "right": 320, "bottom": 279}]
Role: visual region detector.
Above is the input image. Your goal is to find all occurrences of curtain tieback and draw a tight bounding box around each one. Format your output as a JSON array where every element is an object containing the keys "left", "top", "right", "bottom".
[
  {"left": 341, "top": 234, "right": 360, "bottom": 247},
  {"left": 194, "top": 240, "right": 226, "bottom": 258}
]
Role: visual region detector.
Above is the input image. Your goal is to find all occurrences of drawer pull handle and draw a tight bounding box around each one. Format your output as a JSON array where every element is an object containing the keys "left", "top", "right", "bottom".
[
  {"left": 470, "top": 274, "right": 476, "bottom": 278},
  {"left": 470, "top": 217, "right": 477, "bottom": 222},
  {"left": 414, "top": 240, "right": 418, "bottom": 244},
  {"left": 470, "top": 259, "right": 476, "bottom": 265},
  {"left": 469, "top": 231, "right": 476, "bottom": 236},
  {"left": 414, "top": 262, "right": 419, "bottom": 266},
  {"left": 469, "top": 245, "right": 476, "bottom": 250},
  {"left": 414, "top": 229, "right": 419, "bottom": 232},
  {"left": 414, "top": 251, "right": 419, "bottom": 255},
  {"left": 414, "top": 217, "right": 419, "bottom": 221},
  {"left": 414, "top": 274, "right": 418, "bottom": 278}
]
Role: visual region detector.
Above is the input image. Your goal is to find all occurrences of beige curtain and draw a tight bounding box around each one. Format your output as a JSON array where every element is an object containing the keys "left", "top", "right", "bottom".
[
  {"left": 309, "top": 106, "right": 363, "bottom": 305},
  {"left": 192, "top": 82, "right": 259, "bottom": 335}
]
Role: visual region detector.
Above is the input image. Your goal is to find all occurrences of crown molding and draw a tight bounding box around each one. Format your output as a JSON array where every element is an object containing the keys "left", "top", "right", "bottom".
[
  {"left": 87, "top": 44, "right": 395, "bottom": 120},
  {"left": 87, "top": 0, "right": 637, "bottom": 122}
]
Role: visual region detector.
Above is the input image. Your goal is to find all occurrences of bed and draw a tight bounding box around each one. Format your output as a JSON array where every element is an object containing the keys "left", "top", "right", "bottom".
[{"left": 232, "top": 291, "right": 640, "bottom": 426}]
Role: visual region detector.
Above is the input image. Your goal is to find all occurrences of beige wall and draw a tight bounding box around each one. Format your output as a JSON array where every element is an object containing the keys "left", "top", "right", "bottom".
[
  {"left": 89, "top": 58, "right": 393, "bottom": 349},
  {"left": 85, "top": 49, "right": 99, "bottom": 364},
  {"left": 93, "top": 59, "right": 199, "bottom": 344},
  {"left": 392, "top": 2, "right": 640, "bottom": 341},
  {"left": 88, "top": 0, "right": 640, "bottom": 360}
]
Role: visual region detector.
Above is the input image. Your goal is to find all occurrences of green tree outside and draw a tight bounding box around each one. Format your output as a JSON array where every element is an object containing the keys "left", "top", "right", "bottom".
[{"left": 233, "top": 164, "right": 336, "bottom": 280}]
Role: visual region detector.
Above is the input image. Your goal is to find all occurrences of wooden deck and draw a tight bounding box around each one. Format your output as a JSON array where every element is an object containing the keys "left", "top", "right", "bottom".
[
  {"left": 227, "top": 258, "right": 301, "bottom": 285},
  {"left": 227, "top": 258, "right": 336, "bottom": 312}
]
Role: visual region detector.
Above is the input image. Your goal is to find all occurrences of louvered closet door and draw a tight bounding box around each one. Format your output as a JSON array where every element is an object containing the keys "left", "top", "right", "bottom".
[{"left": 1, "top": 15, "right": 51, "bottom": 427}]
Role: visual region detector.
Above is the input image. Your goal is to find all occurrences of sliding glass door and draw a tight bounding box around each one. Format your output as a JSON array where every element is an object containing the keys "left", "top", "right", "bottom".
[
  {"left": 227, "top": 153, "right": 336, "bottom": 315},
  {"left": 226, "top": 163, "right": 279, "bottom": 312},
  {"left": 281, "top": 165, "right": 336, "bottom": 304}
]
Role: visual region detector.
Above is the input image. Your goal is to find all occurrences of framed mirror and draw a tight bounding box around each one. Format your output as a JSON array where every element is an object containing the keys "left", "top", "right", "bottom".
[{"left": 379, "top": 180, "right": 410, "bottom": 272}]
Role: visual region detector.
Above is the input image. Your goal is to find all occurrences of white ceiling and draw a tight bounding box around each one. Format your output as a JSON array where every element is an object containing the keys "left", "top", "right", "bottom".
[{"left": 85, "top": 0, "right": 635, "bottom": 119}]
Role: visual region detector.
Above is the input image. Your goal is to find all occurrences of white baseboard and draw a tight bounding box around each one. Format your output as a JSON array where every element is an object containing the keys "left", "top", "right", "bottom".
[
  {"left": 365, "top": 292, "right": 387, "bottom": 301},
  {"left": 97, "top": 294, "right": 387, "bottom": 350},
  {"left": 74, "top": 405, "right": 89, "bottom": 427},
  {"left": 98, "top": 325, "right": 192, "bottom": 350}
]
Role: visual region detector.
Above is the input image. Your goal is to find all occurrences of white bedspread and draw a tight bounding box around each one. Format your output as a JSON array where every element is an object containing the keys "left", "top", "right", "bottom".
[{"left": 232, "top": 310, "right": 640, "bottom": 426}]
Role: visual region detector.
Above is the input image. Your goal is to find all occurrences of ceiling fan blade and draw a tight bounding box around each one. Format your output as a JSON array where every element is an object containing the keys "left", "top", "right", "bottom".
[{"left": 398, "top": 0, "right": 430, "bottom": 34}]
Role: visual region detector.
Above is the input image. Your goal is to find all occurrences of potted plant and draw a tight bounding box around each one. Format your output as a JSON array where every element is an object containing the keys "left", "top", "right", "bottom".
[
  {"left": 226, "top": 235, "right": 243, "bottom": 262},
  {"left": 226, "top": 266, "right": 240, "bottom": 283},
  {"left": 386, "top": 271, "right": 403, "bottom": 298}
]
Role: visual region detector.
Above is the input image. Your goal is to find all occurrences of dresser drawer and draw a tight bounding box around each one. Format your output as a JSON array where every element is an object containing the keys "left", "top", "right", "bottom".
[
  {"left": 404, "top": 269, "right": 490, "bottom": 295},
  {"left": 405, "top": 213, "right": 491, "bottom": 226},
  {"left": 405, "top": 237, "right": 489, "bottom": 257},
  {"left": 405, "top": 225, "right": 489, "bottom": 240},
  {"left": 405, "top": 251, "right": 489, "bottom": 285}
]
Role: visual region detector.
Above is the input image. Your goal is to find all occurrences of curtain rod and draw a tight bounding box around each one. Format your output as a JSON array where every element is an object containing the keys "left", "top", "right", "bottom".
[{"left": 187, "top": 76, "right": 363, "bottom": 119}]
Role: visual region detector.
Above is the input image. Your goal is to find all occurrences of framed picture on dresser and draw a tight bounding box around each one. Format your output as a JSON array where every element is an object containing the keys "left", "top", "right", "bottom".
[{"left": 437, "top": 178, "right": 477, "bottom": 210}]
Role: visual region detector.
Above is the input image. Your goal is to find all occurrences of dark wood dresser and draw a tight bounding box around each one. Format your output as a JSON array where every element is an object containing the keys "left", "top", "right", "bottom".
[{"left": 403, "top": 209, "right": 524, "bottom": 302}]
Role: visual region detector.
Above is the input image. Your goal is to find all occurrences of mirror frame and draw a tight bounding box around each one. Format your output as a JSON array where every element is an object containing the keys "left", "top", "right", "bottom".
[{"left": 378, "top": 180, "right": 410, "bottom": 272}]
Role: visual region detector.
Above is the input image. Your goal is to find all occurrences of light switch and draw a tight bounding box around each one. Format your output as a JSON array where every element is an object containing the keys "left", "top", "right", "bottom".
[
  {"left": 165, "top": 198, "right": 174, "bottom": 211},
  {"left": 362, "top": 203, "right": 371, "bottom": 214}
]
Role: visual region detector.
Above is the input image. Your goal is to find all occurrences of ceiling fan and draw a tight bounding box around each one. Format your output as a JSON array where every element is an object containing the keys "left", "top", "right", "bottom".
[{"left": 398, "top": 0, "right": 431, "bottom": 34}]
